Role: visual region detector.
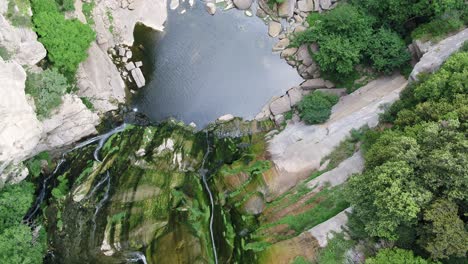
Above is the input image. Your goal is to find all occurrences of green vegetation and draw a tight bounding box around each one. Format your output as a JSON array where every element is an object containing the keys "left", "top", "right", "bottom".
[
  {"left": 82, "top": 1, "right": 95, "bottom": 25},
  {"left": 80, "top": 97, "right": 94, "bottom": 110},
  {"left": 0, "top": 182, "right": 46, "bottom": 263},
  {"left": 347, "top": 51, "right": 468, "bottom": 260},
  {"left": 6, "top": 0, "right": 32, "bottom": 27},
  {"left": 291, "top": 0, "right": 466, "bottom": 86},
  {"left": 106, "top": 9, "right": 114, "bottom": 34},
  {"left": 411, "top": 16, "right": 464, "bottom": 42},
  {"left": 31, "top": 0, "right": 95, "bottom": 76},
  {"left": 292, "top": 256, "right": 312, "bottom": 264},
  {"left": 25, "top": 151, "right": 52, "bottom": 178},
  {"left": 0, "top": 45, "right": 12, "bottom": 60},
  {"left": 297, "top": 91, "right": 339, "bottom": 124},
  {"left": 54, "top": 0, "right": 75, "bottom": 12},
  {"left": 25, "top": 69, "right": 68, "bottom": 118},
  {"left": 261, "top": 185, "right": 349, "bottom": 235},
  {"left": 366, "top": 248, "right": 434, "bottom": 264},
  {"left": 316, "top": 233, "right": 355, "bottom": 264}
]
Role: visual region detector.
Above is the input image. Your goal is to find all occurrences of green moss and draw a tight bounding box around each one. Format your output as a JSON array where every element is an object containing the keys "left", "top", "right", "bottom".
[
  {"left": 292, "top": 256, "right": 312, "bottom": 264},
  {"left": 82, "top": 1, "right": 95, "bottom": 25}
]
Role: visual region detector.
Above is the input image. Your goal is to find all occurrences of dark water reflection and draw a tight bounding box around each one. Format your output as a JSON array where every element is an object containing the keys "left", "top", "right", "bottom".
[{"left": 131, "top": 1, "right": 302, "bottom": 127}]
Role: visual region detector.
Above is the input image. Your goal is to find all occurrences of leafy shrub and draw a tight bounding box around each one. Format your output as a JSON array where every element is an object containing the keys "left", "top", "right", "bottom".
[
  {"left": 316, "top": 233, "right": 355, "bottom": 264},
  {"left": 0, "top": 45, "right": 11, "bottom": 60},
  {"left": 31, "top": 0, "right": 95, "bottom": 76},
  {"left": 298, "top": 91, "right": 339, "bottom": 124},
  {"left": 82, "top": 1, "right": 95, "bottom": 25},
  {"left": 366, "top": 248, "right": 433, "bottom": 264},
  {"left": 80, "top": 97, "right": 94, "bottom": 110},
  {"left": 25, "top": 151, "right": 52, "bottom": 178},
  {"left": 25, "top": 68, "right": 69, "bottom": 118},
  {"left": 55, "top": 0, "right": 75, "bottom": 11},
  {"left": 367, "top": 28, "right": 410, "bottom": 74}
]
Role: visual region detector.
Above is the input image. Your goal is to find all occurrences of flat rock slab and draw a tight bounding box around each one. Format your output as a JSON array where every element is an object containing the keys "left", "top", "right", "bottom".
[
  {"left": 300, "top": 78, "right": 326, "bottom": 89},
  {"left": 131, "top": 68, "right": 146, "bottom": 88},
  {"left": 268, "top": 74, "right": 407, "bottom": 181},
  {"left": 270, "top": 96, "right": 291, "bottom": 115},
  {"left": 287, "top": 87, "right": 303, "bottom": 106},
  {"left": 307, "top": 208, "right": 352, "bottom": 247}
]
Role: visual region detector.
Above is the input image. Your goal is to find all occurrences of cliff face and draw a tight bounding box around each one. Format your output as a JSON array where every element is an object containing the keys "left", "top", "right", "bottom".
[{"left": 74, "top": 0, "right": 168, "bottom": 113}]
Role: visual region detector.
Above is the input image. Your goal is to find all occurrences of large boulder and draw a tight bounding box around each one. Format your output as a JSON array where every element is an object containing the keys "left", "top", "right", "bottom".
[
  {"left": 278, "top": 0, "right": 296, "bottom": 18},
  {"left": 296, "top": 44, "right": 313, "bottom": 66},
  {"left": 297, "top": 0, "right": 314, "bottom": 12},
  {"left": 272, "top": 38, "right": 290, "bottom": 52},
  {"left": 280, "top": 47, "right": 298, "bottom": 58},
  {"left": 205, "top": 2, "right": 216, "bottom": 15},
  {"left": 287, "top": 87, "right": 303, "bottom": 106},
  {"left": 233, "top": 0, "right": 253, "bottom": 10},
  {"left": 268, "top": 21, "right": 282, "bottom": 38},
  {"left": 270, "top": 96, "right": 291, "bottom": 115},
  {"left": 410, "top": 28, "right": 468, "bottom": 82},
  {"left": 319, "top": 0, "right": 331, "bottom": 9},
  {"left": 300, "top": 78, "right": 327, "bottom": 90}
]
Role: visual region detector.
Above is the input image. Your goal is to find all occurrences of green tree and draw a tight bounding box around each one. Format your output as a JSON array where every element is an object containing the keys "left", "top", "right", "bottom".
[
  {"left": 0, "top": 225, "right": 46, "bottom": 264},
  {"left": 313, "top": 35, "right": 362, "bottom": 76},
  {"left": 297, "top": 91, "right": 339, "bottom": 124},
  {"left": 366, "top": 28, "right": 410, "bottom": 74},
  {"left": 25, "top": 68, "right": 69, "bottom": 118},
  {"left": 0, "top": 182, "right": 34, "bottom": 231},
  {"left": 347, "top": 161, "right": 431, "bottom": 240},
  {"left": 31, "top": 0, "right": 95, "bottom": 76},
  {"left": 419, "top": 199, "right": 468, "bottom": 259},
  {"left": 366, "top": 248, "right": 433, "bottom": 264}
]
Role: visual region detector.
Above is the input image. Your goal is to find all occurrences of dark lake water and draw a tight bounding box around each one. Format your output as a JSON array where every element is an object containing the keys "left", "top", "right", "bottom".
[{"left": 131, "top": 1, "right": 302, "bottom": 127}]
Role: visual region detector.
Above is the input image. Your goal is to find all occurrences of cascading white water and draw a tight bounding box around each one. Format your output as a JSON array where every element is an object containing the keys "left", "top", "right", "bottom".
[
  {"left": 200, "top": 132, "right": 218, "bottom": 264},
  {"left": 91, "top": 171, "right": 111, "bottom": 231},
  {"left": 24, "top": 124, "right": 127, "bottom": 222},
  {"left": 127, "top": 252, "right": 148, "bottom": 264}
]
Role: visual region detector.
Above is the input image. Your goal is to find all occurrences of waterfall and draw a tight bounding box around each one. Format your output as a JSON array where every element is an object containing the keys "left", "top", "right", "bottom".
[
  {"left": 200, "top": 132, "right": 218, "bottom": 264},
  {"left": 24, "top": 124, "right": 126, "bottom": 223},
  {"left": 91, "top": 171, "right": 111, "bottom": 231},
  {"left": 127, "top": 252, "right": 148, "bottom": 264}
]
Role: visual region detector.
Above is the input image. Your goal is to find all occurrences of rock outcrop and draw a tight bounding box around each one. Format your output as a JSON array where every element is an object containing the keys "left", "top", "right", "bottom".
[
  {"left": 0, "top": 15, "right": 46, "bottom": 65},
  {"left": 410, "top": 28, "right": 468, "bottom": 81},
  {"left": 0, "top": 59, "right": 42, "bottom": 165},
  {"left": 267, "top": 75, "right": 407, "bottom": 192},
  {"left": 76, "top": 43, "right": 125, "bottom": 113},
  {"left": 0, "top": 60, "right": 99, "bottom": 173}
]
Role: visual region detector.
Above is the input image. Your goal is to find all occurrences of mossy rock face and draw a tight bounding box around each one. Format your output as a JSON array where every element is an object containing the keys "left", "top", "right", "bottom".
[
  {"left": 47, "top": 124, "right": 214, "bottom": 263},
  {"left": 45, "top": 118, "right": 285, "bottom": 264}
]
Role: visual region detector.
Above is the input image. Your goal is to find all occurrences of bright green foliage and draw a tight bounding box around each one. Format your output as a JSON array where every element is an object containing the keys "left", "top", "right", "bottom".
[
  {"left": 297, "top": 91, "right": 339, "bottom": 124},
  {"left": 419, "top": 199, "right": 468, "bottom": 259},
  {"left": 0, "top": 182, "right": 34, "bottom": 231},
  {"left": 348, "top": 161, "right": 431, "bottom": 240},
  {"left": 0, "top": 181, "right": 45, "bottom": 263},
  {"left": 25, "top": 68, "right": 68, "bottom": 118},
  {"left": 0, "top": 225, "right": 46, "bottom": 264},
  {"left": 31, "top": 0, "right": 95, "bottom": 76},
  {"left": 413, "top": 52, "right": 468, "bottom": 101},
  {"left": 316, "top": 233, "right": 355, "bottom": 264},
  {"left": 313, "top": 35, "right": 362, "bottom": 75},
  {"left": 366, "top": 28, "right": 411, "bottom": 74},
  {"left": 25, "top": 151, "right": 52, "bottom": 178},
  {"left": 80, "top": 97, "right": 94, "bottom": 110},
  {"left": 51, "top": 173, "right": 69, "bottom": 200},
  {"left": 293, "top": 4, "right": 410, "bottom": 80},
  {"left": 366, "top": 248, "right": 433, "bottom": 264},
  {"left": 348, "top": 51, "right": 468, "bottom": 259}
]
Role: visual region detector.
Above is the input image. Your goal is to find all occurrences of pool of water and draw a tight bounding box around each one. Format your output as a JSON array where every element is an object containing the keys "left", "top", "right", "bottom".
[{"left": 131, "top": 1, "right": 302, "bottom": 127}]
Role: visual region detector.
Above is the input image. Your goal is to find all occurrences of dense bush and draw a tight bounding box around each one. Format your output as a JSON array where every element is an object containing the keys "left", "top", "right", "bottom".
[
  {"left": 366, "top": 248, "right": 433, "bottom": 264},
  {"left": 297, "top": 91, "right": 339, "bottom": 124},
  {"left": 293, "top": 4, "right": 409, "bottom": 80},
  {"left": 0, "top": 182, "right": 46, "bottom": 263},
  {"left": 55, "top": 0, "right": 75, "bottom": 11},
  {"left": 347, "top": 51, "right": 468, "bottom": 260},
  {"left": 25, "top": 69, "right": 69, "bottom": 118},
  {"left": 31, "top": 0, "right": 95, "bottom": 76},
  {"left": 366, "top": 28, "right": 411, "bottom": 74},
  {"left": 411, "top": 15, "right": 464, "bottom": 41}
]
